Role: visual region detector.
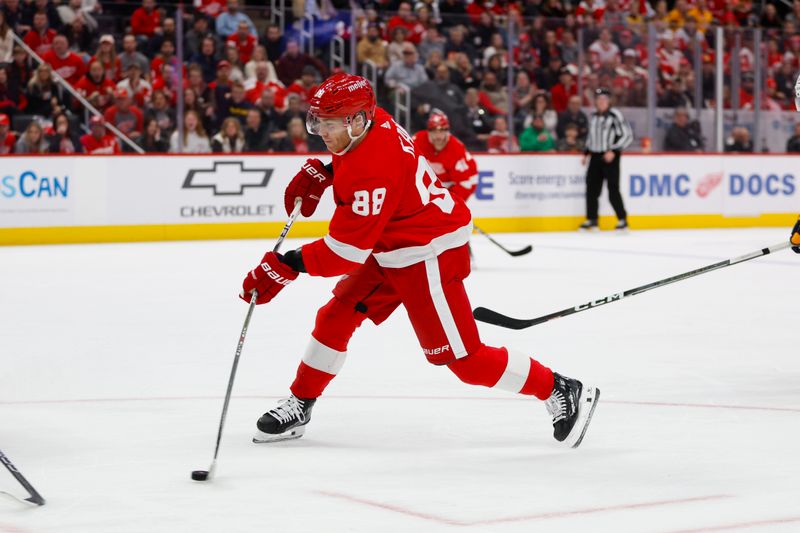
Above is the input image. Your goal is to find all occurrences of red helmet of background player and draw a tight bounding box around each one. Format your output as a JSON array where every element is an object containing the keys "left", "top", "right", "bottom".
[
  {"left": 306, "top": 73, "right": 377, "bottom": 155},
  {"left": 427, "top": 112, "right": 450, "bottom": 131}
]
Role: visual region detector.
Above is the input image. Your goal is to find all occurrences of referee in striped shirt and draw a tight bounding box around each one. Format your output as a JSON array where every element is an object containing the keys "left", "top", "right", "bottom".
[{"left": 580, "top": 88, "right": 634, "bottom": 231}]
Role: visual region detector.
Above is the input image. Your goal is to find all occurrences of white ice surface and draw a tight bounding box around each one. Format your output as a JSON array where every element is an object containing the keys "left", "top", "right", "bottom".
[{"left": 1, "top": 228, "right": 799, "bottom": 533}]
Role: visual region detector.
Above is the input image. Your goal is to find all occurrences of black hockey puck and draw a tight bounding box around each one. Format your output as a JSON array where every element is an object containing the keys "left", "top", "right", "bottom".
[{"left": 191, "top": 470, "right": 209, "bottom": 481}]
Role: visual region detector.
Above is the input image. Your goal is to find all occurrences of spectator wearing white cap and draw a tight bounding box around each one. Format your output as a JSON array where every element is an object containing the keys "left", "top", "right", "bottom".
[{"left": 616, "top": 48, "right": 648, "bottom": 82}]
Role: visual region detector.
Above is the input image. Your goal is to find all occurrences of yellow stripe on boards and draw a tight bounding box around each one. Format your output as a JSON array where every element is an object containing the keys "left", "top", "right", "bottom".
[
  {"left": 0, "top": 221, "right": 331, "bottom": 246},
  {"left": 1, "top": 214, "right": 797, "bottom": 246},
  {"left": 473, "top": 213, "right": 800, "bottom": 233}
]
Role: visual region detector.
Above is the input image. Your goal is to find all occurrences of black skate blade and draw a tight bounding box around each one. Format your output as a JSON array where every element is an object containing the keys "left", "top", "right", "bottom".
[
  {"left": 570, "top": 387, "right": 600, "bottom": 449},
  {"left": 252, "top": 425, "right": 306, "bottom": 444}
]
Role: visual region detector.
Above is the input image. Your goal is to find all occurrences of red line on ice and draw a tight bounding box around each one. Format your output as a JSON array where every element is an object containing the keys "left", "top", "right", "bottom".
[
  {"left": 664, "top": 516, "right": 800, "bottom": 532},
  {"left": 2, "top": 395, "right": 800, "bottom": 414},
  {"left": 314, "top": 491, "right": 732, "bottom": 527}
]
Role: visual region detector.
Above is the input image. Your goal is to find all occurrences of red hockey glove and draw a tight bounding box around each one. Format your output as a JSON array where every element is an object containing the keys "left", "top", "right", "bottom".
[
  {"left": 791, "top": 216, "right": 800, "bottom": 254},
  {"left": 240, "top": 252, "right": 299, "bottom": 305},
  {"left": 284, "top": 159, "right": 333, "bottom": 217}
]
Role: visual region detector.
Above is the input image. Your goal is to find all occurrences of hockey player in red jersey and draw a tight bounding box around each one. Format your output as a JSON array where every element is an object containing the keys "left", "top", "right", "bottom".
[
  {"left": 241, "top": 73, "right": 599, "bottom": 448},
  {"left": 413, "top": 111, "right": 478, "bottom": 203}
]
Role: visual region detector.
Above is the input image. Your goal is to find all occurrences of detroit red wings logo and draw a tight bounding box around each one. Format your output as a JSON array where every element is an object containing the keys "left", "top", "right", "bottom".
[{"left": 696, "top": 172, "right": 723, "bottom": 198}]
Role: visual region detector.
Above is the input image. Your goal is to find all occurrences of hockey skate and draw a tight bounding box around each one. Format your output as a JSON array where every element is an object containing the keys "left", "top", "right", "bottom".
[
  {"left": 253, "top": 395, "right": 316, "bottom": 444},
  {"left": 578, "top": 219, "right": 598, "bottom": 231},
  {"left": 544, "top": 373, "right": 600, "bottom": 448}
]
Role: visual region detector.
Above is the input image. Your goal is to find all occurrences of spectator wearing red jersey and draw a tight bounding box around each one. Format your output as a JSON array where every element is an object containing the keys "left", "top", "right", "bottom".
[
  {"left": 196, "top": 0, "right": 226, "bottom": 18},
  {"left": 131, "top": 0, "right": 161, "bottom": 38},
  {"left": 150, "top": 40, "right": 183, "bottom": 84},
  {"left": 81, "top": 116, "right": 121, "bottom": 154},
  {"left": 487, "top": 116, "right": 520, "bottom": 153},
  {"left": 92, "top": 35, "right": 122, "bottom": 82},
  {"left": 22, "top": 12, "right": 56, "bottom": 56},
  {"left": 576, "top": 0, "right": 606, "bottom": 23},
  {"left": 551, "top": 67, "right": 578, "bottom": 113},
  {"left": 227, "top": 21, "right": 256, "bottom": 64},
  {"left": 274, "top": 39, "right": 328, "bottom": 87},
  {"left": 117, "top": 63, "right": 152, "bottom": 108},
  {"left": 656, "top": 30, "right": 684, "bottom": 83},
  {"left": 104, "top": 88, "right": 144, "bottom": 144},
  {"left": 386, "top": 1, "right": 424, "bottom": 45},
  {"left": 0, "top": 113, "right": 15, "bottom": 154},
  {"left": 41, "top": 35, "right": 86, "bottom": 86},
  {"left": 285, "top": 66, "right": 318, "bottom": 106},
  {"left": 75, "top": 60, "right": 115, "bottom": 112},
  {"left": 245, "top": 61, "right": 285, "bottom": 107},
  {"left": 151, "top": 63, "right": 180, "bottom": 105}
]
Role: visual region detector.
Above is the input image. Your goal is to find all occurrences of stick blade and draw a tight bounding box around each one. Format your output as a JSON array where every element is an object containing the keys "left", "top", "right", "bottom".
[
  {"left": 25, "top": 494, "right": 45, "bottom": 506},
  {"left": 508, "top": 245, "right": 533, "bottom": 257},
  {"left": 472, "top": 307, "right": 533, "bottom": 330}
]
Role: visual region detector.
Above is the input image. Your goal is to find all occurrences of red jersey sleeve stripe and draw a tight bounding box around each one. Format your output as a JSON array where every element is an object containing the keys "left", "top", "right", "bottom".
[
  {"left": 323, "top": 234, "right": 372, "bottom": 263},
  {"left": 301, "top": 237, "right": 368, "bottom": 277}
]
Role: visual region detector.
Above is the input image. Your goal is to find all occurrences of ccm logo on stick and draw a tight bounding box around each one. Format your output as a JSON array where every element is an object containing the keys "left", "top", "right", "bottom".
[{"left": 574, "top": 293, "right": 623, "bottom": 311}]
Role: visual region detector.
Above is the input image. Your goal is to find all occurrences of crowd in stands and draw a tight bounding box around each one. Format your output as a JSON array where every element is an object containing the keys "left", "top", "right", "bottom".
[{"left": 1, "top": 0, "right": 800, "bottom": 155}]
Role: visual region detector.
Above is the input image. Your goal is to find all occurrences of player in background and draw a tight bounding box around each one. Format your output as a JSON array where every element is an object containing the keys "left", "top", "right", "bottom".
[
  {"left": 795, "top": 73, "right": 800, "bottom": 111},
  {"left": 412, "top": 111, "right": 478, "bottom": 204},
  {"left": 413, "top": 111, "right": 480, "bottom": 261},
  {"left": 240, "top": 73, "right": 599, "bottom": 448}
]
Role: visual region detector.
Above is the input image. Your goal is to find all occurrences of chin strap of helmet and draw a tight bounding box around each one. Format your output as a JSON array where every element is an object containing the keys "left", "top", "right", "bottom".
[{"left": 330, "top": 114, "right": 372, "bottom": 156}]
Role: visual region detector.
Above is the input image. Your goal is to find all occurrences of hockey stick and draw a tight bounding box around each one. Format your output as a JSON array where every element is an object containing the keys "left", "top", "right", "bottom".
[
  {"left": 474, "top": 240, "right": 792, "bottom": 330},
  {"left": 0, "top": 449, "right": 45, "bottom": 506},
  {"left": 473, "top": 225, "right": 533, "bottom": 257},
  {"left": 192, "top": 200, "right": 303, "bottom": 482}
]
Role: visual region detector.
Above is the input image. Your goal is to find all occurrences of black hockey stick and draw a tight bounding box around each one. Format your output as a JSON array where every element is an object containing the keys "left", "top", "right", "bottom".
[
  {"left": 0, "top": 449, "right": 45, "bottom": 506},
  {"left": 474, "top": 240, "right": 792, "bottom": 330},
  {"left": 191, "top": 200, "right": 303, "bottom": 482},
  {"left": 474, "top": 225, "right": 533, "bottom": 257}
]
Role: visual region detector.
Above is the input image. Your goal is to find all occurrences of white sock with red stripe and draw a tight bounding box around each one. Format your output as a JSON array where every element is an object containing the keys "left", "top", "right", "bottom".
[
  {"left": 290, "top": 337, "right": 347, "bottom": 399},
  {"left": 448, "top": 345, "right": 555, "bottom": 400}
]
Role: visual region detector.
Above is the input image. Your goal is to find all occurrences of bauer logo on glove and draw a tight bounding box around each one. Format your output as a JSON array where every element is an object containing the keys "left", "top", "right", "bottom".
[
  {"left": 241, "top": 252, "right": 299, "bottom": 305},
  {"left": 302, "top": 161, "right": 330, "bottom": 184}
]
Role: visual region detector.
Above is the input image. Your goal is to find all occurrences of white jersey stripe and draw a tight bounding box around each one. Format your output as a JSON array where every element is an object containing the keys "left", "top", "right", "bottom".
[
  {"left": 492, "top": 349, "right": 531, "bottom": 393},
  {"left": 373, "top": 221, "right": 473, "bottom": 269},
  {"left": 324, "top": 234, "right": 372, "bottom": 264},
  {"left": 423, "top": 257, "right": 468, "bottom": 359},
  {"left": 302, "top": 337, "right": 348, "bottom": 375}
]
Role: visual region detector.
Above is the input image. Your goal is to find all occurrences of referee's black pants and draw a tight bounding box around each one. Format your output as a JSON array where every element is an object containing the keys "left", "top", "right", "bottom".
[{"left": 585, "top": 151, "right": 627, "bottom": 221}]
